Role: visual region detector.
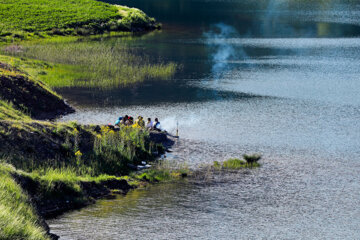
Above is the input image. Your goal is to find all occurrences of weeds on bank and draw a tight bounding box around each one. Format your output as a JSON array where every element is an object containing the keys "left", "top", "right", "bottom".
[
  {"left": 0, "top": 100, "right": 31, "bottom": 120},
  {"left": 213, "top": 154, "right": 262, "bottom": 170},
  {"left": 1, "top": 41, "right": 177, "bottom": 88},
  {"left": 91, "top": 125, "right": 154, "bottom": 175},
  {"left": 0, "top": 164, "right": 49, "bottom": 240},
  {"left": 135, "top": 160, "right": 189, "bottom": 183},
  {"left": 0, "top": 121, "right": 156, "bottom": 175}
]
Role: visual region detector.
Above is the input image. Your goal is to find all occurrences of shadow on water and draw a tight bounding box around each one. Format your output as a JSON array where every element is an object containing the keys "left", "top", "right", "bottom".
[{"left": 57, "top": 83, "right": 267, "bottom": 108}]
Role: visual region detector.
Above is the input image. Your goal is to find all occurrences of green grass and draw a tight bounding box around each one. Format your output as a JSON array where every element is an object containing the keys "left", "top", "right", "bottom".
[
  {"left": 1, "top": 41, "right": 177, "bottom": 88},
  {"left": 0, "top": 0, "right": 158, "bottom": 42},
  {"left": 0, "top": 0, "right": 118, "bottom": 32},
  {"left": 91, "top": 125, "right": 159, "bottom": 175},
  {"left": 0, "top": 100, "right": 31, "bottom": 120},
  {"left": 0, "top": 164, "right": 49, "bottom": 240},
  {"left": 214, "top": 154, "right": 262, "bottom": 170},
  {"left": 135, "top": 160, "right": 189, "bottom": 183},
  {"left": 0, "top": 55, "right": 62, "bottom": 98},
  {"left": 0, "top": 120, "right": 156, "bottom": 175},
  {"left": 0, "top": 162, "right": 136, "bottom": 240},
  {"left": 0, "top": 160, "right": 188, "bottom": 239}
]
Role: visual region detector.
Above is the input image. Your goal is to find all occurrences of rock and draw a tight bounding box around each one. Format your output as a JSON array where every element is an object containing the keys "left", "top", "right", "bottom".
[{"left": 101, "top": 179, "right": 132, "bottom": 193}]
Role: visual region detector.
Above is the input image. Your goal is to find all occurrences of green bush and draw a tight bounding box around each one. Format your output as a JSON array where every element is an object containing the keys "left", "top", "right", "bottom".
[{"left": 243, "top": 154, "right": 262, "bottom": 164}]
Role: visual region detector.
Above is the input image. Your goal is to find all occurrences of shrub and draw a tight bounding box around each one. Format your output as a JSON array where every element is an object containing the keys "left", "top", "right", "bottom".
[{"left": 243, "top": 154, "right": 262, "bottom": 164}]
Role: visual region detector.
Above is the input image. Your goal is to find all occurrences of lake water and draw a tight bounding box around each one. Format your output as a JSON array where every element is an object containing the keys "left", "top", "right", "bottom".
[{"left": 50, "top": 0, "right": 360, "bottom": 239}]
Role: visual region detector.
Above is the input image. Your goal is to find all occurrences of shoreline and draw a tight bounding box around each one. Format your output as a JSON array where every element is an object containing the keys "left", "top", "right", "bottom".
[{"left": 0, "top": 2, "right": 174, "bottom": 238}]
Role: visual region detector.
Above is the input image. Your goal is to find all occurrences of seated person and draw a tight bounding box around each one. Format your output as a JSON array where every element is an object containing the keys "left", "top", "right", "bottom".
[
  {"left": 138, "top": 116, "right": 145, "bottom": 128},
  {"left": 115, "top": 117, "right": 123, "bottom": 126},
  {"left": 133, "top": 116, "right": 143, "bottom": 129},
  {"left": 146, "top": 118, "right": 153, "bottom": 129},
  {"left": 120, "top": 115, "right": 128, "bottom": 125},
  {"left": 152, "top": 118, "right": 161, "bottom": 131},
  {"left": 126, "top": 116, "right": 134, "bottom": 126}
]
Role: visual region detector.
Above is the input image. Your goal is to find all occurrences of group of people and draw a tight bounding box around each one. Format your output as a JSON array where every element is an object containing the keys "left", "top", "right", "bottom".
[{"left": 114, "top": 115, "right": 162, "bottom": 131}]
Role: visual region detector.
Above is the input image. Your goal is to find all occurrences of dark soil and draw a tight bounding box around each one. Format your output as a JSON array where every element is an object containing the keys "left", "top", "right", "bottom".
[
  {"left": 0, "top": 71, "right": 74, "bottom": 120},
  {"left": 0, "top": 121, "right": 89, "bottom": 168}
]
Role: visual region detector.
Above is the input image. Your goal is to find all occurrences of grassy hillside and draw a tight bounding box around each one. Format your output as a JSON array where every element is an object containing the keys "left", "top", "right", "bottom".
[
  {"left": 0, "top": 1, "right": 178, "bottom": 238},
  {"left": 0, "top": 121, "right": 157, "bottom": 175},
  {"left": 0, "top": 60, "right": 179, "bottom": 239},
  {"left": 0, "top": 160, "right": 187, "bottom": 239},
  {"left": 0, "top": 0, "right": 159, "bottom": 42},
  {"left": 0, "top": 164, "right": 49, "bottom": 240},
  {"left": 0, "top": 100, "right": 31, "bottom": 120},
  {"left": 0, "top": 59, "right": 74, "bottom": 120}
]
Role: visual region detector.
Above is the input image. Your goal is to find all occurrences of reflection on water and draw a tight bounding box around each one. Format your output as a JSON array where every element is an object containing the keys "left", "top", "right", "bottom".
[
  {"left": 52, "top": 0, "right": 360, "bottom": 239},
  {"left": 49, "top": 159, "right": 360, "bottom": 239}
]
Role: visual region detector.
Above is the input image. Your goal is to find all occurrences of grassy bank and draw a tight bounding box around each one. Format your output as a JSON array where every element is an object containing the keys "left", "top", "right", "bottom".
[
  {"left": 0, "top": 0, "right": 159, "bottom": 42},
  {"left": 0, "top": 1, "right": 180, "bottom": 238},
  {"left": 0, "top": 120, "right": 159, "bottom": 175},
  {"left": 0, "top": 0, "right": 176, "bottom": 88},
  {"left": 0, "top": 58, "right": 74, "bottom": 120},
  {"left": 0, "top": 100, "right": 31, "bottom": 120},
  {"left": 0, "top": 164, "right": 49, "bottom": 240},
  {"left": 0, "top": 57, "right": 174, "bottom": 238},
  {"left": 0, "top": 159, "right": 188, "bottom": 239}
]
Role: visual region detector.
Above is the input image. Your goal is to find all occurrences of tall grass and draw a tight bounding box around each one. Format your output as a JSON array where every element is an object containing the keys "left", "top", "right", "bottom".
[
  {"left": 0, "top": 120, "right": 156, "bottom": 176},
  {"left": 91, "top": 125, "right": 153, "bottom": 175},
  {"left": 0, "top": 164, "right": 49, "bottom": 240},
  {"left": 3, "top": 40, "right": 177, "bottom": 88}
]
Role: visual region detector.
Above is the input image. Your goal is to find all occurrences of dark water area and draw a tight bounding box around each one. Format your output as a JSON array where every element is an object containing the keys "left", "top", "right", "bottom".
[{"left": 52, "top": 0, "right": 360, "bottom": 239}]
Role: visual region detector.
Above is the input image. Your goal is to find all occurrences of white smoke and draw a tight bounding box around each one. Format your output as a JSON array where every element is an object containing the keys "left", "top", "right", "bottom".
[
  {"left": 203, "top": 23, "right": 248, "bottom": 82},
  {"left": 161, "top": 113, "right": 201, "bottom": 134}
]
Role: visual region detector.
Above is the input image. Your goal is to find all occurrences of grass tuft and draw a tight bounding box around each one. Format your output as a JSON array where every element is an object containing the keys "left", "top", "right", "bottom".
[
  {"left": 214, "top": 154, "right": 262, "bottom": 170},
  {"left": 135, "top": 160, "right": 189, "bottom": 183},
  {"left": 243, "top": 154, "right": 262, "bottom": 164}
]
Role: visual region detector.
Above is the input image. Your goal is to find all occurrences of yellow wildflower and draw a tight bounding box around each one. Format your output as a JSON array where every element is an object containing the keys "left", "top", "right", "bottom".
[{"left": 75, "top": 150, "right": 82, "bottom": 157}]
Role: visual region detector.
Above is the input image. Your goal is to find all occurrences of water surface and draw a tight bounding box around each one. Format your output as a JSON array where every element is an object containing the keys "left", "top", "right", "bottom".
[{"left": 51, "top": 0, "right": 360, "bottom": 239}]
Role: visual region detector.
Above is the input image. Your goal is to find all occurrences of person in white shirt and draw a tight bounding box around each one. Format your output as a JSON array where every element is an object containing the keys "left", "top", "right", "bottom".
[{"left": 146, "top": 118, "right": 153, "bottom": 129}]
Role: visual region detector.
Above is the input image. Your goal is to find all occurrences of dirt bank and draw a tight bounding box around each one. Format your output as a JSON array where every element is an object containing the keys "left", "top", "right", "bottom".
[{"left": 0, "top": 62, "right": 74, "bottom": 120}]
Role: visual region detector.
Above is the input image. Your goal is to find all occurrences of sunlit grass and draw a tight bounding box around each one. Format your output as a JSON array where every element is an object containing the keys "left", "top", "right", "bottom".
[
  {"left": 1, "top": 38, "right": 177, "bottom": 89},
  {"left": 0, "top": 0, "right": 158, "bottom": 42},
  {"left": 135, "top": 160, "right": 189, "bottom": 182},
  {"left": 0, "top": 121, "right": 156, "bottom": 175},
  {"left": 214, "top": 154, "right": 262, "bottom": 170},
  {"left": 0, "top": 100, "right": 31, "bottom": 120},
  {"left": 0, "top": 164, "right": 49, "bottom": 240}
]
